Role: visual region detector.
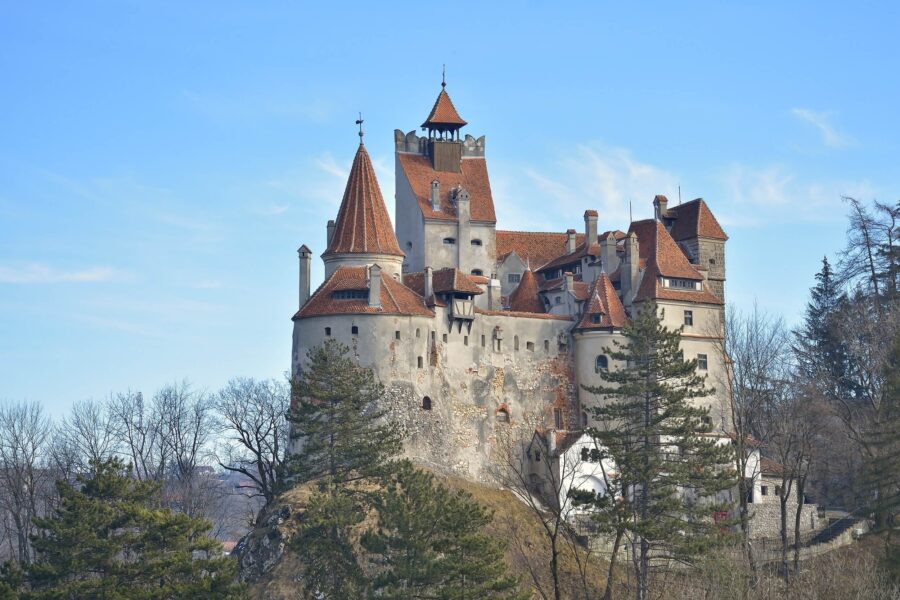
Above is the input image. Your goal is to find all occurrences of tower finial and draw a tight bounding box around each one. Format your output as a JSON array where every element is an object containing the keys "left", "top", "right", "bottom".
[
  {"left": 355, "top": 112, "right": 364, "bottom": 144},
  {"left": 441, "top": 64, "right": 446, "bottom": 88}
]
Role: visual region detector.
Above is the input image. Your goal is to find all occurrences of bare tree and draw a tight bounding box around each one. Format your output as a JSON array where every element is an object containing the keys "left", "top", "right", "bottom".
[
  {"left": 214, "top": 377, "right": 289, "bottom": 506},
  {"left": 711, "top": 304, "right": 790, "bottom": 583},
  {"left": 55, "top": 398, "right": 117, "bottom": 473},
  {"left": 0, "top": 401, "right": 52, "bottom": 565},
  {"left": 107, "top": 389, "right": 171, "bottom": 483}
]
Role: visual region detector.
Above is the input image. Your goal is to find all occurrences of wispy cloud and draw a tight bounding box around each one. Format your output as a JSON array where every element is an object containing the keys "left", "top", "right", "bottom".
[
  {"left": 183, "top": 90, "right": 334, "bottom": 124},
  {"left": 791, "top": 108, "right": 854, "bottom": 149},
  {"left": 0, "top": 263, "right": 130, "bottom": 284},
  {"left": 499, "top": 143, "right": 678, "bottom": 230}
]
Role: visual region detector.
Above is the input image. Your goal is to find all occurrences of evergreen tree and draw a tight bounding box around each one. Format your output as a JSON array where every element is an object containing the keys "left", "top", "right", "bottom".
[
  {"left": 281, "top": 339, "right": 402, "bottom": 486},
  {"left": 794, "top": 257, "right": 852, "bottom": 398},
  {"left": 19, "top": 458, "right": 243, "bottom": 599},
  {"left": 283, "top": 340, "right": 402, "bottom": 598},
  {"left": 580, "top": 304, "right": 736, "bottom": 600},
  {"left": 862, "top": 331, "right": 900, "bottom": 580},
  {"left": 361, "top": 461, "right": 523, "bottom": 600},
  {"left": 0, "top": 563, "right": 23, "bottom": 600}
]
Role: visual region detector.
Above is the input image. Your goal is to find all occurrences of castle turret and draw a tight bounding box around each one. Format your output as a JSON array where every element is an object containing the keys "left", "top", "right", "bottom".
[{"left": 322, "top": 135, "right": 405, "bottom": 279}]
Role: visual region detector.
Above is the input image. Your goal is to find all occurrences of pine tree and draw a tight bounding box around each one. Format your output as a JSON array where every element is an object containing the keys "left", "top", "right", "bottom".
[
  {"left": 794, "top": 257, "right": 852, "bottom": 397},
  {"left": 862, "top": 331, "right": 900, "bottom": 580},
  {"left": 580, "top": 304, "right": 736, "bottom": 600},
  {"left": 361, "top": 461, "right": 523, "bottom": 600},
  {"left": 19, "top": 458, "right": 243, "bottom": 599},
  {"left": 281, "top": 339, "right": 402, "bottom": 486},
  {"left": 283, "top": 340, "right": 403, "bottom": 598}
]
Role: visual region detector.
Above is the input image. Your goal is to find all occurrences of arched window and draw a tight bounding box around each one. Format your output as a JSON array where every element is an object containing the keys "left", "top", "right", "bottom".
[
  {"left": 595, "top": 355, "right": 609, "bottom": 373},
  {"left": 496, "top": 407, "right": 510, "bottom": 422},
  {"left": 422, "top": 396, "right": 432, "bottom": 411}
]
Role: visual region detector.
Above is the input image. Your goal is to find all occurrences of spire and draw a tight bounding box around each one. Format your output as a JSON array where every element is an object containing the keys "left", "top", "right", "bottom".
[
  {"left": 421, "top": 70, "right": 467, "bottom": 133},
  {"left": 355, "top": 112, "right": 364, "bottom": 144},
  {"left": 508, "top": 269, "right": 544, "bottom": 313},
  {"left": 323, "top": 143, "right": 404, "bottom": 258},
  {"left": 576, "top": 272, "right": 627, "bottom": 330}
]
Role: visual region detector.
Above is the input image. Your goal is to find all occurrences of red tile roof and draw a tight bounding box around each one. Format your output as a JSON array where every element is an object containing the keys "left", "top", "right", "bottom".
[
  {"left": 294, "top": 266, "right": 433, "bottom": 319},
  {"left": 537, "top": 241, "right": 601, "bottom": 273},
  {"left": 496, "top": 230, "right": 584, "bottom": 269},
  {"left": 507, "top": 269, "right": 544, "bottom": 313},
  {"left": 629, "top": 220, "right": 724, "bottom": 305},
  {"left": 432, "top": 268, "right": 484, "bottom": 295},
  {"left": 667, "top": 198, "right": 728, "bottom": 241},
  {"left": 421, "top": 88, "right": 467, "bottom": 128},
  {"left": 323, "top": 144, "right": 404, "bottom": 258},
  {"left": 576, "top": 272, "right": 628, "bottom": 330},
  {"left": 475, "top": 308, "right": 573, "bottom": 321},
  {"left": 759, "top": 457, "right": 785, "bottom": 476},
  {"left": 397, "top": 153, "right": 496, "bottom": 223}
]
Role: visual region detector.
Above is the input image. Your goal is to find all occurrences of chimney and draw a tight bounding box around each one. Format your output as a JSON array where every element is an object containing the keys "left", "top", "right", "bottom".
[
  {"left": 424, "top": 266, "right": 434, "bottom": 300},
  {"left": 623, "top": 232, "right": 640, "bottom": 300},
  {"left": 298, "top": 245, "right": 312, "bottom": 308},
  {"left": 653, "top": 195, "right": 669, "bottom": 221},
  {"left": 564, "top": 271, "right": 574, "bottom": 291},
  {"left": 584, "top": 210, "right": 598, "bottom": 245},
  {"left": 488, "top": 278, "right": 502, "bottom": 310},
  {"left": 566, "top": 229, "right": 577, "bottom": 254},
  {"left": 326, "top": 219, "right": 336, "bottom": 246},
  {"left": 430, "top": 180, "right": 441, "bottom": 211},
  {"left": 368, "top": 264, "right": 382, "bottom": 308},
  {"left": 601, "top": 235, "right": 619, "bottom": 274}
]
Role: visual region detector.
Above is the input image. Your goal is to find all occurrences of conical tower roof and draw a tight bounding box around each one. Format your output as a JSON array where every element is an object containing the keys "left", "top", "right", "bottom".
[
  {"left": 421, "top": 87, "right": 467, "bottom": 129},
  {"left": 576, "top": 272, "right": 627, "bottom": 329},
  {"left": 508, "top": 269, "right": 544, "bottom": 313},
  {"left": 323, "top": 144, "right": 404, "bottom": 257}
]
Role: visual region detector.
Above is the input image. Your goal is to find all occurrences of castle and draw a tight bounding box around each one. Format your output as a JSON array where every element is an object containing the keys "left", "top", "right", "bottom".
[{"left": 291, "top": 79, "right": 729, "bottom": 484}]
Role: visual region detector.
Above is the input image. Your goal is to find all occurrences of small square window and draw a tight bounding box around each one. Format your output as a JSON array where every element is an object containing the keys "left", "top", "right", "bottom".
[
  {"left": 591, "top": 314, "right": 600, "bottom": 324},
  {"left": 508, "top": 273, "right": 521, "bottom": 284},
  {"left": 697, "top": 354, "right": 708, "bottom": 370},
  {"left": 555, "top": 296, "right": 561, "bottom": 305},
  {"left": 464, "top": 336, "right": 469, "bottom": 346},
  {"left": 581, "top": 448, "right": 589, "bottom": 461},
  {"left": 351, "top": 325, "right": 359, "bottom": 335},
  {"left": 395, "top": 330, "right": 401, "bottom": 340},
  {"left": 526, "top": 341, "right": 534, "bottom": 351},
  {"left": 775, "top": 485, "right": 782, "bottom": 497},
  {"left": 554, "top": 409, "right": 563, "bottom": 429},
  {"left": 544, "top": 340, "right": 550, "bottom": 352},
  {"left": 481, "top": 334, "right": 486, "bottom": 347},
  {"left": 684, "top": 310, "right": 693, "bottom": 327},
  {"left": 416, "top": 328, "right": 421, "bottom": 338},
  {"left": 761, "top": 486, "right": 768, "bottom": 496},
  {"left": 417, "top": 356, "right": 423, "bottom": 369},
  {"left": 325, "top": 327, "right": 331, "bottom": 336},
  {"left": 534, "top": 451, "right": 541, "bottom": 462},
  {"left": 442, "top": 333, "right": 448, "bottom": 343}
]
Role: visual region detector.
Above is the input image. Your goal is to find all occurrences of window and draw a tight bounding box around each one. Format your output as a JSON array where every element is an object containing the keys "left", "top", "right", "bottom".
[
  {"left": 431, "top": 331, "right": 436, "bottom": 342},
  {"left": 471, "top": 239, "right": 483, "bottom": 246},
  {"left": 481, "top": 334, "right": 486, "bottom": 347},
  {"left": 406, "top": 241, "right": 413, "bottom": 249},
  {"left": 582, "top": 411, "right": 588, "bottom": 428},
  {"left": 595, "top": 355, "right": 609, "bottom": 373},
  {"left": 554, "top": 296, "right": 562, "bottom": 305},
  {"left": 351, "top": 325, "right": 359, "bottom": 335},
  {"left": 775, "top": 485, "right": 782, "bottom": 497},
  {"left": 534, "top": 451, "right": 541, "bottom": 462},
  {"left": 442, "top": 333, "right": 448, "bottom": 343},
  {"left": 416, "top": 328, "right": 420, "bottom": 338},
  {"left": 325, "top": 327, "right": 331, "bottom": 336},
  {"left": 544, "top": 340, "right": 550, "bottom": 352},
  {"left": 554, "top": 409, "right": 563, "bottom": 429},
  {"left": 666, "top": 278, "right": 698, "bottom": 290},
  {"left": 464, "top": 335, "right": 469, "bottom": 346},
  {"left": 443, "top": 237, "right": 456, "bottom": 245},
  {"left": 526, "top": 341, "right": 534, "bottom": 351},
  {"left": 422, "top": 396, "right": 432, "bottom": 410},
  {"left": 514, "top": 336, "right": 519, "bottom": 351},
  {"left": 760, "top": 485, "right": 768, "bottom": 496},
  {"left": 471, "top": 269, "right": 483, "bottom": 276},
  {"left": 709, "top": 258, "right": 716, "bottom": 265},
  {"left": 697, "top": 354, "right": 708, "bottom": 370},
  {"left": 395, "top": 330, "right": 401, "bottom": 340},
  {"left": 417, "top": 356, "right": 423, "bottom": 369},
  {"left": 591, "top": 314, "right": 601, "bottom": 324},
  {"left": 613, "top": 280, "right": 621, "bottom": 290},
  {"left": 581, "top": 447, "right": 590, "bottom": 461},
  {"left": 508, "top": 273, "right": 521, "bottom": 284},
  {"left": 496, "top": 408, "right": 510, "bottom": 422},
  {"left": 684, "top": 310, "right": 693, "bottom": 327},
  {"left": 331, "top": 289, "right": 368, "bottom": 300}
]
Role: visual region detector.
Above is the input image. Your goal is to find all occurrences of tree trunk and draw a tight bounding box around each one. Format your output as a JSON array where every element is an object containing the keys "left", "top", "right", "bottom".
[
  {"left": 792, "top": 474, "right": 807, "bottom": 575},
  {"left": 549, "top": 532, "right": 561, "bottom": 600},
  {"left": 603, "top": 528, "right": 624, "bottom": 600}
]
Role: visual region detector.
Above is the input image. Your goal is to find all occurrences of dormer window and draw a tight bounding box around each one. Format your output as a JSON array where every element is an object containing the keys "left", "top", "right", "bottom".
[
  {"left": 591, "top": 314, "right": 601, "bottom": 324},
  {"left": 664, "top": 278, "right": 699, "bottom": 290},
  {"left": 443, "top": 237, "right": 456, "bottom": 245},
  {"left": 332, "top": 290, "right": 368, "bottom": 300},
  {"left": 471, "top": 239, "right": 483, "bottom": 246}
]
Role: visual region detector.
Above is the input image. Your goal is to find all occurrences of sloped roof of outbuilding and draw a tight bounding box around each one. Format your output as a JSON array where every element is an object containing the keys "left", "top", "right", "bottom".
[
  {"left": 294, "top": 266, "right": 433, "bottom": 319},
  {"left": 507, "top": 269, "right": 544, "bottom": 313}
]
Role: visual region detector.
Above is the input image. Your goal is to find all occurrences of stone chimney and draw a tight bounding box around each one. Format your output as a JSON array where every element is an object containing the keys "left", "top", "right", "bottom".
[
  {"left": 430, "top": 180, "right": 441, "bottom": 211},
  {"left": 653, "top": 195, "right": 669, "bottom": 221},
  {"left": 488, "top": 278, "right": 502, "bottom": 310},
  {"left": 584, "top": 210, "right": 598, "bottom": 245},
  {"left": 424, "top": 266, "right": 434, "bottom": 300},
  {"left": 298, "top": 245, "right": 312, "bottom": 308},
  {"left": 564, "top": 271, "right": 574, "bottom": 291},
  {"left": 455, "top": 187, "right": 471, "bottom": 271},
  {"left": 566, "top": 229, "right": 577, "bottom": 254},
  {"left": 623, "top": 232, "right": 640, "bottom": 300},
  {"left": 326, "top": 219, "right": 336, "bottom": 246},
  {"left": 368, "top": 264, "right": 382, "bottom": 308},
  {"left": 601, "top": 235, "right": 619, "bottom": 274}
]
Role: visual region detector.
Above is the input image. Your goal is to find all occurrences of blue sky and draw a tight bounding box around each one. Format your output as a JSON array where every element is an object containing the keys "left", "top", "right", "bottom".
[{"left": 1, "top": 2, "right": 897, "bottom": 414}]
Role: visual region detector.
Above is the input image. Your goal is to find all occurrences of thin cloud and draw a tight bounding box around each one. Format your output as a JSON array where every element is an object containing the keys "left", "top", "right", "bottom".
[
  {"left": 0, "top": 263, "right": 130, "bottom": 284},
  {"left": 791, "top": 108, "right": 854, "bottom": 148}
]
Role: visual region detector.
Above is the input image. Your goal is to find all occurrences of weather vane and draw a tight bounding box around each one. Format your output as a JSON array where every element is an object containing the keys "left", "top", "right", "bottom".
[
  {"left": 355, "top": 112, "right": 364, "bottom": 143},
  {"left": 442, "top": 64, "right": 446, "bottom": 88}
]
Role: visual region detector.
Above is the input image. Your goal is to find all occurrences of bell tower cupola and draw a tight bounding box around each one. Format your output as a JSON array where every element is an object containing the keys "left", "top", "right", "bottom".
[{"left": 421, "top": 68, "right": 467, "bottom": 173}]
